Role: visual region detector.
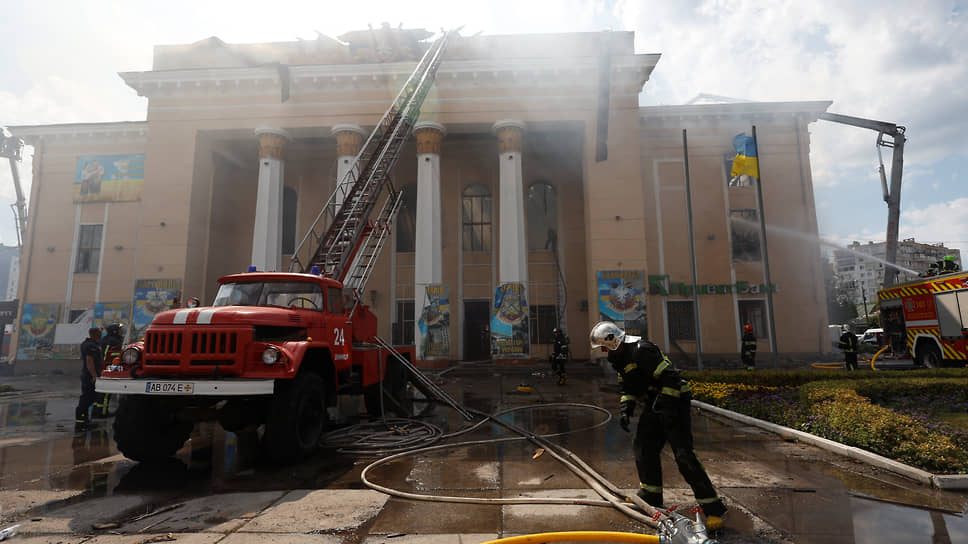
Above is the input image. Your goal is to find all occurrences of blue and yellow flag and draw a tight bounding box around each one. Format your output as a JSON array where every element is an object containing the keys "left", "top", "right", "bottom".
[{"left": 730, "top": 133, "right": 759, "bottom": 180}]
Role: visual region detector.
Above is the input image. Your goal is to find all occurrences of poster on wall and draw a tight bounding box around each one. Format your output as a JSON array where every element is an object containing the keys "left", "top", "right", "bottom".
[
  {"left": 93, "top": 302, "right": 131, "bottom": 331},
  {"left": 17, "top": 303, "right": 59, "bottom": 360},
  {"left": 131, "top": 279, "right": 181, "bottom": 341},
  {"left": 417, "top": 284, "right": 450, "bottom": 359},
  {"left": 597, "top": 270, "right": 647, "bottom": 337},
  {"left": 73, "top": 154, "right": 145, "bottom": 203},
  {"left": 490, "top": 282, "right": 529, "bottom": 358}
]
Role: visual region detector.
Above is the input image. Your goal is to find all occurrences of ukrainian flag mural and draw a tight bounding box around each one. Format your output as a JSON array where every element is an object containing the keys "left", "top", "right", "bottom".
[{"left": 729, "top": 133, "right": 759, "bottom": 186}]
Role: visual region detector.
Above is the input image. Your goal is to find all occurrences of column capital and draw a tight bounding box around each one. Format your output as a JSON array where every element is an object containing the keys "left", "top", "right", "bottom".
[
  {"left": 331, "top": 124, "right": 366, "bottom": 156},
  {"left": 492, "top": 119, "right": 527, "bottom": 153},
  {"left": 414, "top": 121, "right": 446, "bottom": 154},
  {"left": 255, "top": 126, "right": 291, "bottom": 160}
]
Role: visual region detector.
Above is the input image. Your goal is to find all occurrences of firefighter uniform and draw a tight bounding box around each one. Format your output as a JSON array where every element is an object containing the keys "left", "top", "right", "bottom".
[
  {"left": 550, "top": 328, "right": 569, "bottom": 385},
  {"left": 838, "top": 330, "right": 859, "bottom": 371},
  {"left": 95, "top": 325, "right": 124, "bottom": 418},
  {"left": 606, "top": 336, "right": 727, "bottom": 518},
  {"left": 741, "top": 331, "right": 757, "bottom": 371}
]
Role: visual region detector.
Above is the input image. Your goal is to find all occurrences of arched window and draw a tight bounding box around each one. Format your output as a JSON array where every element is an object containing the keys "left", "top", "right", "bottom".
[
  {"left": 396, "top": 183, "right": 418, "bottom": 252},
  {"left": 526, "top": 182, "right": 558, "bottom": 251},
  {"left": 282, "top": 186, "right": 298, "bottom": 255},
  {"left": 462, "top": 184, "right": 492, "bottom": 252}
]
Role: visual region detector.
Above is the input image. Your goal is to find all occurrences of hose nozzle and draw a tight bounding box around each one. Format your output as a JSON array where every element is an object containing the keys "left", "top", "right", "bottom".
[{"left": 657, "top": 510, "right": 717, "bottom": 544}]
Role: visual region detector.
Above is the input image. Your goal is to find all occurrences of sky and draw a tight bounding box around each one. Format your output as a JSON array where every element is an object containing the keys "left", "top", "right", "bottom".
[{"left": 1, "top": 0, "right": 966, "bottom": 258}]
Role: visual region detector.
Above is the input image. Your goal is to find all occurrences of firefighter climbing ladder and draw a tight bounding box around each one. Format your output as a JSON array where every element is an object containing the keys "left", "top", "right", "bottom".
[{"left": 289, "top": 29, "right": 455, "bottom": 299}]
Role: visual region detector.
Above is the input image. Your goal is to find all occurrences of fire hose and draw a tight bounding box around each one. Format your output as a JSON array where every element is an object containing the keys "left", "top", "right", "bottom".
[{"left": 354, "top": 403, "right": 718, "bottom": 544}]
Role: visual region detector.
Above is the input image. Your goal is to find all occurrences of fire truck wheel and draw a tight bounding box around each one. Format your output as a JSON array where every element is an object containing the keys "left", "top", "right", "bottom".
[
  {"left": 112, "top": 396, "right": 193, "bottom": 463},
  {"left": 916, "top": 343, "right": 942, "bottom": 369},
  {"left": 364, "top": 355, "right": 412, "bottom": 418},
  {"left": 265, "top": 371, "right": 327, "bottom": 463}
]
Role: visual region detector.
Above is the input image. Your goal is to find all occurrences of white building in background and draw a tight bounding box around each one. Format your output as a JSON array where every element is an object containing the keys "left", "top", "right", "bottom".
[{"left": 834, "top": 239, "right": 962, "bottom": 305}]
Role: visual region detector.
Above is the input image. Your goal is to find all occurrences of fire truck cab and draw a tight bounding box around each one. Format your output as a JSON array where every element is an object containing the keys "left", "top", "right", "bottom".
[{"left": 878, "top": 271, "right": 968, "bottom": 367}]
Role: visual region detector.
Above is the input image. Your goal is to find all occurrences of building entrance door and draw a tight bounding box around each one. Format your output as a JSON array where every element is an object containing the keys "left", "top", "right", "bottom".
[{"left": 463, "top": 300, "right": 491, "bottom": 361}]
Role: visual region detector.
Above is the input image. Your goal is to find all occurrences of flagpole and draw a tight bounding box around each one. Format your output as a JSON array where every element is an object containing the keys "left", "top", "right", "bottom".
[
  {"left": 682, "top": 129, "right": 703, "bottom": 370},
  {"left": 752, "top": 125, "right": 779, "bottom": 369}
]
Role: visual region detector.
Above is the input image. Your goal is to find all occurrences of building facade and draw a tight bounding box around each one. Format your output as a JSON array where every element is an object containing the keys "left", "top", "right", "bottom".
[
  {"left": 10, "top": 28, "right": 831, "bottom": 366},
  {"left": 834, "top": 239, "right": 962, "bottom": 306}
]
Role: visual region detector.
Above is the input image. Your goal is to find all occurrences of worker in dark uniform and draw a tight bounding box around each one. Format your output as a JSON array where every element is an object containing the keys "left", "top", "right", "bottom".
[
  {"left": 590, "top": 321, "right": 728, "bottom": 530},
  {"left": 94, "top": 323, "right": 124, "bottom": 418},
  {"left": 741, "top": 324, "right": 757, "bottom": 371},
  {"left": 550, "top": 328, "right": 570, "bottom": 385},
  {"left": 838, "top": 326, "right": 859, "bottom": 371},
  {"left": 75, "top": 328, "right": 103, "bottom": 431},
  {"left": 942, "top": 255, "right": 960, "bottom": 273}
]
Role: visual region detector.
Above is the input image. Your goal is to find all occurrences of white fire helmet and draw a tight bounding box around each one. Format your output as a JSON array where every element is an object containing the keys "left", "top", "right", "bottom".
[{"left": 590, "top": 321, "right": 625, "bottom": 351}]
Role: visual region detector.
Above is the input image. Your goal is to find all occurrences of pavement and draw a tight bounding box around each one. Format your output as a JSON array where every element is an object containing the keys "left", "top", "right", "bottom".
[{"left": 0, "top": 362, "right": 965, "bottom": 543}]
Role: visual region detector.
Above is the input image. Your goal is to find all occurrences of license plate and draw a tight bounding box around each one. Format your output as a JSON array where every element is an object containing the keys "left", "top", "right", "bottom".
[{"left": 144, "top": 382, "right": 195, "bottom": 395}]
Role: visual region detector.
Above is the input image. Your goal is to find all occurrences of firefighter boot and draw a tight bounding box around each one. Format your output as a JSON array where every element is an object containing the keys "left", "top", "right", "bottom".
[
  {"left": 701, "top": 500, "right": 728, "bottom": 531},
  {"left": 557, "top": 372, "right": 567, "bottom": 386},
  {"left": 636, "top": 488, "right": 663, "bottom": 509}
]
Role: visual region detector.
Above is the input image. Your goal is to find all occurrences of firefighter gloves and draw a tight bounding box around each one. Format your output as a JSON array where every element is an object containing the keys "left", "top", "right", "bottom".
[{"left": 620, "top": 399, "right": 636, "bottom": 432}]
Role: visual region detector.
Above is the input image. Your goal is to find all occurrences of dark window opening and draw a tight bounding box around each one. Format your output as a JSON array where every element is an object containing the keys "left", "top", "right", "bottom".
[
  {"left": 526, "top": 182, "right": 558, "bottom": 251},
  {"left": 738, "top": 300, "right": 766, "bottom": 339},
  {"left": 668, "top": 301, "right": 696, "bottom": 340},
  {"left": 75, "top": 224, "right": 103, "bottom": 274},
  {"left": 396, "top": 184, "right": 418, "bottom": 253},
  {"left": 462, "top": 184, "right": 492, "bottom": 252},
  {"left": 528, "top": 304, "right": 558, "bottom": 344},
  {"left": 392, "top": 300, "right": 415, "bottom": 345}
]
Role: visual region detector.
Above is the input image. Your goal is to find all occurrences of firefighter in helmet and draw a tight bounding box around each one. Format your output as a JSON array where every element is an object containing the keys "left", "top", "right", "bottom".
[
  {"left": 94, "top": 323, "right": 125, "bottom": 418},
  {"left": 741, "top": 324, "right": 757, "bottom": 371},
  {"left": 589, "top": 321, "right": 728, "bottom": 530},
  {"left": 550, "top": 327, "right": 569, "bottom": 385},
  {"left": 838, "top": 325, "right": 859, "bottom": 371}
]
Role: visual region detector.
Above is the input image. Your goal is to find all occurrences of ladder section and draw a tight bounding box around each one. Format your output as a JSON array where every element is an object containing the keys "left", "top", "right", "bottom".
[
  {"left": 289, "top": 30, "right": 454, "bottom": 280},
  {"left": 341, "top": 188, "right": 404, "bottom": 294},
  {"left": 372, "top": 335, "right": 474, "bottom": 421}
]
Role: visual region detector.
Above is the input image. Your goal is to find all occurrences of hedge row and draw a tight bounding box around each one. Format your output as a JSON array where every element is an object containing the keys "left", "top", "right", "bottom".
[
  {"left": 690, "top": 376, "right": 968, "bottom": 474},
  {"left": 683, "top": 368, "right": 968, "bottom": 388}
]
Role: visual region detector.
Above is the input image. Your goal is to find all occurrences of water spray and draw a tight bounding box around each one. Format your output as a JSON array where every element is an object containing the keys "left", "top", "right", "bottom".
[{"left": 731, "top": 217, "right": 919, "bottom": 276}]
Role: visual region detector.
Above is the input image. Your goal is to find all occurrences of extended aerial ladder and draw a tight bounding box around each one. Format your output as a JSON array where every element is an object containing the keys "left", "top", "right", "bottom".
[
  {"left": 287, "top": 30, "right": 471, "bottom": 419},
  {"left": 289, "top": 30, "right": 455, "bottom": 301},
  {"left": 818, "top": 112, "right": 906, "bottom": 289}
]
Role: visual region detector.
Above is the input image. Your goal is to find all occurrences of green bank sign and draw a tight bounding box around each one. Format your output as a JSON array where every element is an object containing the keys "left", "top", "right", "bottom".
[{"left": 648, "top": 275, "right": 777, "bottom": 296}]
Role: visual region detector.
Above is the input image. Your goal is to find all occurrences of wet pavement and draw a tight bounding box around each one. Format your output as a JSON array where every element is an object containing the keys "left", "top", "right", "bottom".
[{"left": 0, "top": 363, "right": 965, "bottom": 543}]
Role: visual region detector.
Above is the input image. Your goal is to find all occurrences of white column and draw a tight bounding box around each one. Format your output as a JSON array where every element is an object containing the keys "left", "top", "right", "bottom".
[
  {"left": 331, "top": 124, "right": 366, "bottom": 209},
  {"left": 413, "top": 122, "right": 446, "bottom": 357},
  {"left": 493, "top": 120, "right": 528, "bottom": 284},
  {"left": 251, "top": 126, "right": 290, "bottom": 272}
]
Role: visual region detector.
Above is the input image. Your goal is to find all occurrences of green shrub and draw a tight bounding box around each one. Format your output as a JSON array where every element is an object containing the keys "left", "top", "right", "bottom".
[{"left": 692, "top": 376, "right": 968, "bottom": 474}]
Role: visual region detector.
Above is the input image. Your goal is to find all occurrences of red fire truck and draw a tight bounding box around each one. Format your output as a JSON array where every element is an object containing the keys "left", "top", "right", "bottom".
[
  {"left": 97, "top": 31, "right": 467, "bottom": 464},
  {"left": 877, "top": 270, "right": 968, "bottom": 367}
]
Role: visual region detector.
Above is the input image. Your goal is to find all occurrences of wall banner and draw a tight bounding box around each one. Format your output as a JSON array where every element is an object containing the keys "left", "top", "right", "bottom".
[
  {"left": 17, "top": 303, "right": 59, "bottom": 360},
  {"left": 490, "top": 282, "right": 529, "bottom": 358},
  {"left": 93, "top": 302, "right": 132, "bottom": 332},
  {"left": 132, "top": 279, "right": 181, "bottom": 341},
  {"left": 74, "top": 154, "right": 145, "bottom": 203},
  {"left": 417, "top": 284, "right": 450, "bottom": 359},
  {"left": 597, "top": 270, "right": 647, "bottom": 337}
]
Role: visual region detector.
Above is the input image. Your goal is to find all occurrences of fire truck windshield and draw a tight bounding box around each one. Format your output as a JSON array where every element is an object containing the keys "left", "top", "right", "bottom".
[{"left": 213, "top": 281, "right": 324, "bottom": 310}]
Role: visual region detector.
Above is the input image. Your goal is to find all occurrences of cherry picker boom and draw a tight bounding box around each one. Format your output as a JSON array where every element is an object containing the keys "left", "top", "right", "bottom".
[{"left": 818, "top": 112, "right": 906, "bottom": 289}]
